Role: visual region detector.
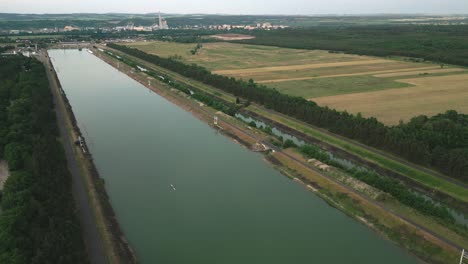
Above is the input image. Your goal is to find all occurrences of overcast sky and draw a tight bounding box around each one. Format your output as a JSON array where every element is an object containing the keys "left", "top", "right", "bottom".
[{"left": 2, "top": 0, "right": 468, "bottom": 15}]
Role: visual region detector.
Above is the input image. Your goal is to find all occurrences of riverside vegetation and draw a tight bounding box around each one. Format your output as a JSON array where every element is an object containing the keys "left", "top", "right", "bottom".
[{"left": 0, "top": 55, "right": 87, "bottom": 263}]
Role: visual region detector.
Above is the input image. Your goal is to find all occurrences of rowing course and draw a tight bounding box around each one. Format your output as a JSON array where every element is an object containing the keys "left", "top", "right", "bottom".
[{"left": 48, "top": 49, "right": 419, "bottom": 264}]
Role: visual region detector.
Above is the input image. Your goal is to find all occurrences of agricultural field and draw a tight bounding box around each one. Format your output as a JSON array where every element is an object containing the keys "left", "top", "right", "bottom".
[
  {"left": 315, "top": 73, "right": 468, "bottom": 124},
  {"left": 125, "top": 40, "right": 468, "bottom": 124},
  {"left": 124, "top": 41, "right": 369, "bottom": 70}
]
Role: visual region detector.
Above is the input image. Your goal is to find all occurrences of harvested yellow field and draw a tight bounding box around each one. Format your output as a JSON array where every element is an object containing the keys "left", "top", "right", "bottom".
[
  {"left": 314, "top": 74, "right": 468, "bottom": 125},
  {"left": 213, "top": 59, "right": 391, "bottom": 75},
  {"left": 374, "top": 68, "right": 466, "bottom": 78},
  {"left": 210, "top": 34, "right": 256, "bottom": 41},
  {"left": 258, "top": 66, "right": 440, "bottom": 84},
  {"left": 228, "top": 62, "right": 433, "bottom": 82}
]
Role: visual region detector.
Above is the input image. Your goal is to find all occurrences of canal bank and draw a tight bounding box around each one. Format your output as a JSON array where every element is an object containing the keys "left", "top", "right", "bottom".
[
  {"left": 41, "top": 51, "right": 137, "bottom": 264},
  {"left": 49, "top": 49, "right": 425, "bottom": 264}
]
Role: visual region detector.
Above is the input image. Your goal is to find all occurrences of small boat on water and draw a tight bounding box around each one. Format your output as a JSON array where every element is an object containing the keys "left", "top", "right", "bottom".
[{"left": 170, "top": 184, "right": 176, "bottom": 191}]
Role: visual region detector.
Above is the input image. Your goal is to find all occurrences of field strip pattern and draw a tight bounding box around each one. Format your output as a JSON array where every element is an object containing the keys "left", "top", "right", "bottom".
[
  {"left": 313, "top": 73, "right": 468, "bottom": 124},
  {"left": 213, "top": 59, "right": 392, "bottom": 75},
  {"left": 374, "top": 68, "right": 466, "bottom": 78},
  {"left": 257, "top": 66, "right": 440, "bottom": 84}
]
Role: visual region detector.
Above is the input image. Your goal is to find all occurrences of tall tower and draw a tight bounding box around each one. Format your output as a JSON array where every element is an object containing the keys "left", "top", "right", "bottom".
[{"left": 159, "top": 12, "right": 163, "bottom": 29}]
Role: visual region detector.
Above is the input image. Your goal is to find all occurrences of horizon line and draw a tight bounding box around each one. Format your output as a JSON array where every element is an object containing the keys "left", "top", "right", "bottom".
[{"left": 1, "top": 12, "right": 468, "bottom": 16}]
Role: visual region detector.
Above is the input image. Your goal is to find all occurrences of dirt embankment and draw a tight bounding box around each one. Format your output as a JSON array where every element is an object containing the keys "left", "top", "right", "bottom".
[{"left": 47, "top": 55, "right": 137, "bottom": 264}]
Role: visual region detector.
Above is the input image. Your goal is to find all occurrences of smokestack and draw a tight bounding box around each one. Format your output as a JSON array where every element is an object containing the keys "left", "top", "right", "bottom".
[{"left": 159, "top": 11, "right": 163, "bottom": 29}]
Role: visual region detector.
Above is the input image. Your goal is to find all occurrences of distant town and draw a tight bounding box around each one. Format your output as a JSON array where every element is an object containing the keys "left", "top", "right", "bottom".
[{"left": 2, "top": 13, "right": 289, "bottom": 35}]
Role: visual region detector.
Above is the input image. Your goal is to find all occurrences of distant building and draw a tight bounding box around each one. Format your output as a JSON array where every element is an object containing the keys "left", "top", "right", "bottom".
[
  {"left": 64, "top": 26, "right": 80, "bottom": 32},
  {"left": 132, "top": 26, "right": 152, "bottom": 32}
]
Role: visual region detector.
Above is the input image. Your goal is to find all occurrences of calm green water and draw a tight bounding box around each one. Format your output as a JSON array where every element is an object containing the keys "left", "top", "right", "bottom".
[{"left": 49, "top": 49, "right": 419, "bottom": 264}]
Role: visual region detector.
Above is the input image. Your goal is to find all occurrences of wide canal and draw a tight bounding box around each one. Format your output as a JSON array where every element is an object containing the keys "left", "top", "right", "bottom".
[{"left": 49, "top": 49, "right": 419, "bottom": 264}]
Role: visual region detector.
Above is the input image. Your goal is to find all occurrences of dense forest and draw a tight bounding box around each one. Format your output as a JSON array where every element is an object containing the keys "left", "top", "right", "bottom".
[
  {"left": 0, "top": 55, "right": 87, "bottom": 263},
  {"left": 108, "top": 44, "right": 468, "bottom": 183},
  {"left": 239, "top": 26, "right": 468, "bottom": 67}
]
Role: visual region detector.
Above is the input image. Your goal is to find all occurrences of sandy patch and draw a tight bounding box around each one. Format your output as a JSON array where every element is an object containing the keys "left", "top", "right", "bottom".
[
  {"left": 373, "top": 68, "right": 466, "bottom": 78},
  {"left": 0, "top": 160, "right": 9, "bottom": 190},
  {"left": 211, "top": 34, "right": 255, "bottom": 41},
  {"left": 258, "top": 66, "right": 440, "bottom": 84}
]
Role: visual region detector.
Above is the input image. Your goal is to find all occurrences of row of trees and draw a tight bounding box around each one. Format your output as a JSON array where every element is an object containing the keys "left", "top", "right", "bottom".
[
  {"left": 0, "top": 55, "right": 87, "bottom": 263},
  {"left": 108, "top": 44, "right": 468, "bottom": 183},
  {"left": 0, "top": 45, "right": 14, "bottom": 53}
]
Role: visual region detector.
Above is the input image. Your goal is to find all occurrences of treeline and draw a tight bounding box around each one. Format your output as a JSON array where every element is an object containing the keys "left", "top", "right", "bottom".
[
  {"left": 239, "top": 26, "right": 468, "bottom": 67},
  {"left": 299, "top": 145, "right": 455, "bottom": 223},
  {"left": 108, "top": 44, "right": 468, "bottom": 182},
  {"left": 0, "top": 45, "right": 14, "bottom": 53},
  {"left": 0, "top": 56, "right": 87, "bottom": 263}
]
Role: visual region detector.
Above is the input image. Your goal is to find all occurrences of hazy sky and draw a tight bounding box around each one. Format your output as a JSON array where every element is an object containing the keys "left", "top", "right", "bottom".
[{"left": 2, "top": 0, "right": 468, "bottom": 15}]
